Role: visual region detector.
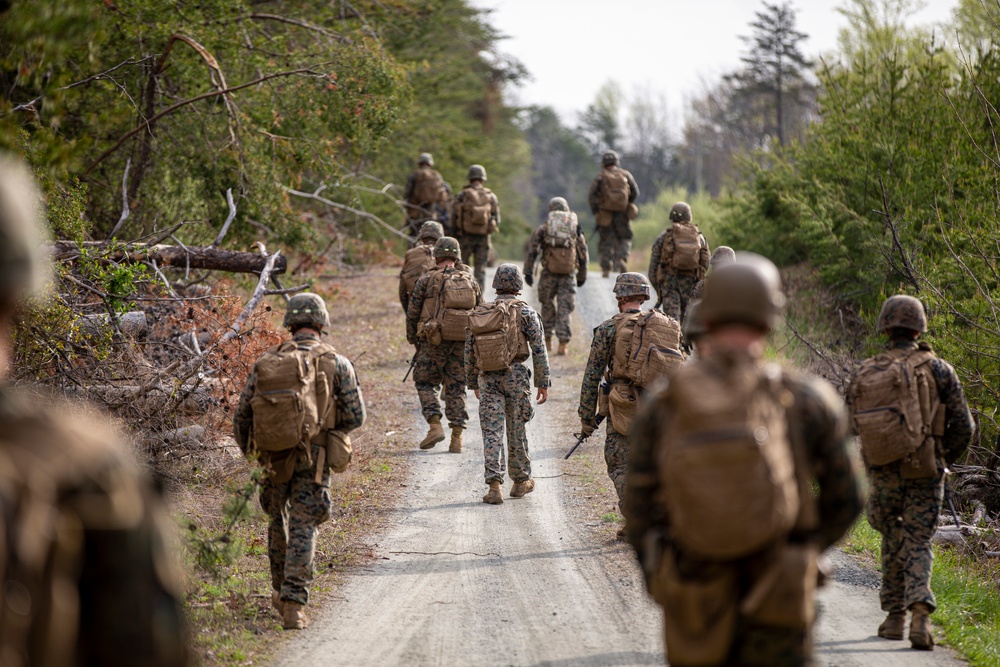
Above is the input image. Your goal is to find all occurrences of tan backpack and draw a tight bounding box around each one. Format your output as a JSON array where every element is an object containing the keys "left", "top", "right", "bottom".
[
  {"left": 669, "top": 222, "right": 703, "bottom": 272},
  {"left": 418, "top": 268, "right": 478, "bottom": 343},
  {"left": 612, "top": 310, "right": 684, "bottom": 387},
  {"left": 412, "top": 167, "right": 443, "bottom": 205},
  {"left": 657, "top": 361, "right": 800, "bottom": 560},
  {"left": 542, "top": 211, "right": 578, "bottom": 275},
  {"left": 598, "top": 168, "right": 630, "bottom": 212},
  {"left": 456, "top": 186, "right": 493, "bottom": 234},
  {"left": 400, "top": 245, "right": 435, "bottom": 294},
  {"left": 850, "top": 347, "right": 941, "bottom": 468},
  {"left": 250, "top": 340, "right": 333, "bottom": 452},
  {"left": 469, "top": 299, "right": 529, "bottom": 372}
]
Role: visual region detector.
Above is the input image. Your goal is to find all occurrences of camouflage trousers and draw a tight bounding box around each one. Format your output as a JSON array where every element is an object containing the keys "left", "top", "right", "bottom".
[
  {"left": 537, "top": 271, "right": 576, "bottom": 343},
  {"left": 597, "top": 213, "right": 633, "bottom": 273},
  {"left": 413, "top": 340, "right": 468, "bottom": 428},
  {"left": 657, "top": 273, "right": 700, "bottom": 324},
  {"left": 605, "top": 424, "right": 630, "bottom": 514},
  {"left": 259, "top": 446, "right": 332, "bottom": 605},
  {"left": 479, "top": 364, "right": 534, "bottom": 484},
  {"left": 867, "top": 464, "right": 943, "bottom": 612},
  {"left": 459, "top": 232, "right": 490, "bottom": 289}
]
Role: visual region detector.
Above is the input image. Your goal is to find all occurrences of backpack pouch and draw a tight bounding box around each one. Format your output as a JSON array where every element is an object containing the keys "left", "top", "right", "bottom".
[{"left": 608, "top": 383, "right": 638, "bottom": 435}]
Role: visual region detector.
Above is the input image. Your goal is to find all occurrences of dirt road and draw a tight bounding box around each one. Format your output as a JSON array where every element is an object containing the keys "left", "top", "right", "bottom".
[{"left": 272, "top": 270, "right": 964, "bottom": 667}]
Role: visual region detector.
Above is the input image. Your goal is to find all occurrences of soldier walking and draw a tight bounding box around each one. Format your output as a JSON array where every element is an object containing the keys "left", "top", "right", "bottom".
[
  {"left": 523, "top": 196, "right": 589, "bottom": 355},
  {"left": 690, "top": 245, "right": 735, "bottom": 302},
  {"left": 588, "top": 150, "right": 639, "bottom": 277},
  {"left": 406, "top": 237, "right": 481, "bottom": 452},
  {"left": 402, "top": 152, "right": 445, "bottom": 238},
  {"left": 234, "top": 293, "right": 367, "bottom": 629},
  {"left": 578, "top": 273, "right": 683, "bottom": 537},
  {"left": 466, "top": 264, "right": 550, "bottom": 504},
  {"left": 453, "top": 164, "right": 499, "bottom": 288},
  {"left": 648, "top": 201, "right": 710, "bottom": 324},
  {"left": 849, "top": 295, "right": 974, "bottom": 650},
  {"left": 625, "top": 255, "right": 864, "bottom": 667},
  {"left": 399, "top": 220, "right": 444, "bottom": 310}
]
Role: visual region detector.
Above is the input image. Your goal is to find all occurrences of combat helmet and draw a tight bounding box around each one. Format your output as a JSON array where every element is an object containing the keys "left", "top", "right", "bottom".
[
  {"left": 601, "top": 150, "right": 620, "bottom": 167},
  {"left": 682, "top": 299, "right": 706, "bottom": 342},
  {"left": 612, "top": 272, "right": 651, "bottom": 301},
  {"left": 0, "top": 155, "right": 50, "bottom": 302},
  {"left": 710, "top": 245, "right": 736, "bottom": 268},
  {"left": 433, "top": 236, "right": 461, "bottom": 260},
  {"left": 548, "top": 196, "right": 569, "bottom": 212},
  {"left": 418, "top": 152, "right": 434, "bottom": 166},
  {"left": 467, "top": 164, "right": 487, "bottom": 182},
  {"left": 492, "top": 263, "right": 523, "bottom": 294},
  {"left": 283, "top": 292, "right": 331, "bottom": 330},
  {"left": 669, "top": 202, "right": 692, "bottom": 223},
  {"left": 877, "top": 295, "right": 927, "bottom": 333},
  {"left": 418, "top": 220, "right": 444, "bottom": 242},
  {"left": 699, "top": 253, "right": 785, "bottom": 330}
]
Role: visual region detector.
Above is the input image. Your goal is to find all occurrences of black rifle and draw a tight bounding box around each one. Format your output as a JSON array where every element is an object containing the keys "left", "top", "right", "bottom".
[
  {"left": 565, "top": 414, "right": 607, "bottom": 460},
  {"left": 402, "top": 347, "right": 419, "bottom": 382}
]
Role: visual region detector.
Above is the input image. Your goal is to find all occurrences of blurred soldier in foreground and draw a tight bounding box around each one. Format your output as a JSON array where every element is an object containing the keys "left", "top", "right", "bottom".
[
  {"left": 523, "top": 196, "right": 589, "bottom": 355},
  {"left": 234, "top": 293, "right": 366, "bottom": 629},
  {"left": 453, "top": 164, "right": 499, "bottom": 288},
  {"left": 626, "top": 254, "right": 864, "bottom": 667},
  {"left": 588, "top": 150, "right": 639, "bottom": 276},
  {"left": 402, "top": 153, "right": 445, "bottom": 238},
  {"left": 0, "top": 155, "right": 190, "bottom": 665},
  {"left": 648, "top": 202, "right": 710, "bottom": 324},
  {"left": 849, "top": 295, "right": 973, "bottom": 650},
  {"left": 466, "top": 265, "right": 549, "bottom": 504}
]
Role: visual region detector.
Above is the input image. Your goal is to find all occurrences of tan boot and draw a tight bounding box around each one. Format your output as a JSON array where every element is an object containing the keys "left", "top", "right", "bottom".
[
  {"left": 909, "top": 603, "right": 934, "bottom": 650},
  {"left": 419, "top": 416, "right": 445, "bottom": 450},
  {"left": 557, "top": 341, "right": 568, "bottom": 356},
  {"left": 877, "top": 610, "right": 906, "bottom": 640},
  {"left": 271, "top": 590, "right": 284, "bottom": 615},
  {"left": 509, "top": 478, "right": 535, "bottom": 498},
  {"left": 483, "top": 480, "right": 503, "bottom": 504},
  {"left": 282, "top": 601, "right": 308, "bottom": 630},
  {"left": 449, "top": 427, "right": 463, "bottom": 453},
  {"left": 544, "top": 336, "right": 552, "bottom": 352}
]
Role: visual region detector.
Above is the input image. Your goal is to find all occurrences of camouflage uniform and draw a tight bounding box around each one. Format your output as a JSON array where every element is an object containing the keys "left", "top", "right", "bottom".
[
  {"left": 588, "top": 165, "right": 639, "bottom": 274},
  {"left": 854, "top": 339, "right": 974, "bottom": 615},
  {"left": 234, "top": 330, "right": 367, "bottom": 606},
  {"left": 465, "top": 294, "right": 550, "bottom": 485},
  {"left": 454, "top": 177, "right": 500, "bottom": 288},
  {"left": 406, "top": 263, "right": 482, "bottom": 428},
  {"left": 690, "top": 245, "right": 736, "bottom": 302},
  {"left": 402, "top": 155, "right": 445, "bottom": 236},
  {"left": 523, "top": 217, "right": 589, "bottom": 344},
  {"left": 648, "top": 226, "right": 710, "bottom": 323}
]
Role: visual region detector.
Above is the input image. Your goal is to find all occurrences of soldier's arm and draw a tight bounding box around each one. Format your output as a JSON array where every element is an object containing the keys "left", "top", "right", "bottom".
[
  {"left": 699, "top": 235, "right": 710, "bottom": 273},
  {"left": 233, "top": 370, "right": 257, "bottom": 453},
  {"left": 332, "top": 355, "right": 367, "bottom": 433},
  {"left": 524, "top": 227, "right": 542, "bottom": 276},
  {"left": 464, "top": 327, "right": 479, "bottom": 390},
  {"left": 522, "top": 305, "right": 551, "bottom": 388},
  {"left": 403, "top": 172, "right": 416, "bottom": 201},
  {"left": 588, "top": 177, "right": 601, "bottom": 213},
  {"left": 625, "top": 394, "right": 671, "bottom": 562},
  {"left": 932, "top": 359, "right": 975, "bottom": 465},
  {"left": 647, "top": 233, "right": 664, "bottom": 291},
  {"left": 625, "top": 170, "right": 639, "bottom": 203},
  {"left": 405, "top": 276, "right": 427, "bottom": 344},
  {"left": 576, "top": 225, "right": 589, "bottom": 284},
  {"left": 398, "top": 277, "right": 409, "bottom": 312},
  {"left": 579, "top": 322, "right": 614, "bottom": 421},
  {"left": 491, "top": 192, "right": 501, "bottom": 225}
]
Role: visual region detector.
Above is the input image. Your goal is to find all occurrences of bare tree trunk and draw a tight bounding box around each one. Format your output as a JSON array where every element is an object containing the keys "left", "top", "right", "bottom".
[{"left": 51, "top": 241, "right": 287, "bottom": 274}]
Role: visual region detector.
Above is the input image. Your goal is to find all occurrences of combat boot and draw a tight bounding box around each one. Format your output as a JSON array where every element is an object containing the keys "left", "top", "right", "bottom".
[
  {"left": 877, "top": 610, "right": 906, "bottom": 640},
  {"left": 545, "top": 336, "right": 552, "bottom": 352},
  {"left": 909, "top": 603, "right": 934, "bottom": 650},
  {"left": 602, "top": 268, "right": 610, "bottom": 278},
  {"left": 449, "top": 426, "right": 463, "bottom": 453},
  {"left": 509, "top": 478, "right": 535, "bottom": 498},
  {"left": 483, "top": 480, "right": 503, "bottom": 504},
  {"left": 419, "top": 415, "right": 445, "bottom": 450},
  {"left": 271, "top": 590, "right": 284, "bottom": 615},
  {"left": 557, "top": 341, "right": 568, "bottom": 356},
  {"left": 282, "top": 601, "right": 308, "bottom": 630}
]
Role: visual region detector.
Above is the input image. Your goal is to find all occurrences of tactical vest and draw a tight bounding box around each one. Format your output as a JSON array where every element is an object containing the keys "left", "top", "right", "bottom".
[
  {"left": 468, "top": 299, "right": 530, "bottom": 372},
  {"left": 542, "top": 211, "right": 578, "bottom": 275},
  {"left": 598, "top": 168, "right": 630, "bottom": 212},
  {"left": 456, "top": 186, "right": 493, "bottom": 235},
  {"left": 417, "top": 267, "right": 478, "bottom": 343},
  {"left": 400, "top": 244, "right": 436, "bottom": 295}
]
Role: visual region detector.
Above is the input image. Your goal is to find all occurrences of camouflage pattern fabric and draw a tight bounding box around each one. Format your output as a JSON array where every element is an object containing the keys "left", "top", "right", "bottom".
[
  {"left": 413, "top": 340, "right": 468, "bottom": 427},
  {"left": 537, "top": 272, "right": 577, "bottom": 342},
  {"left": 466, "top": 295, "right": 551, "bottom": 484},
  {"left": 459, "top": 233, "right": 491, "bottom": 289},
  {"left": 589, "top": 167, "right": 639, "bottom": 273},
  {"left": 690, "top": 276, "right": 706, "bottom": 302},
  {"left": 604, "top": 424, "right": 630, "bottom": 514},
  {"left": 657, "top": 273, "right": 700, "bottom": 323}
]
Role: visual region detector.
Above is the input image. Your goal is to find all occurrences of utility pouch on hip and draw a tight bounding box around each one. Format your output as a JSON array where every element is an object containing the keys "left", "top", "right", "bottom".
[
  {"left": 323, "top": 430, "right": 352, "bottom": 475},
  {"left": 627, "top": 203, "right": 639, "bottom": 220},
  {"left": 595, "top": 209, "right": 613, "bottom": 228},
  {"left": 422, "top": 320, "right": 443, "bottom": 346},
  {"left": 608, "top": 382, "right": 637, "bottom": 435},
  {"left": 741, "top": 542, "right": 818, "bottom": 629},
  {"left": 653, "top": 550, "right": 737, "bottom": 666}
]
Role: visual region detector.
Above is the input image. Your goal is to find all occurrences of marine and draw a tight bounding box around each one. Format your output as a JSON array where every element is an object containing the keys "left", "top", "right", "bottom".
[
  {"left": 453, "top": 164, "right": 500, "bottom": 288},
  {"left": 234, "top": 292, "right": 367, "bottom": 629},
  {"left": 648, "top": 201, "right": 710, "bottom": 324},
  {"left": 465, "top": 264, "right": 550, "bottom": 504},
  {"left": 399, "top": 220, "right": 444, "bottom": 310},
  {"left": 588, "top": 150, "right": 639, "bottom": 276},
  {"left": 402, "top": 152, "right": 446, "bottom": 238},
  {"left": 523, "top": 196, "right": 589, "bottom": 355},
  {"left": 690, "top": 244, "right": 735, "bottom": 302}
]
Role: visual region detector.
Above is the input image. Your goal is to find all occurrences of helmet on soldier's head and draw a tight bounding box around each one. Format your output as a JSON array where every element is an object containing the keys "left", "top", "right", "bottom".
[
  {"left": 548, "top": 196, "right": 569, "bottom": 212},
  {"left": 467, "top": 164, "right": 487, "bottom": 182},
  {"left": 601, "top": 150, "right": 620, "bottom": 166},
  {"left": 683, "top": 299, "right": 706, "bottom": 342},
  {"left": 0, "top": 155, "right": 50, "bottom": 304},
  {"left": 418, "top": 152, "right": 434, "bottom": 166},
  {"left": 433, "top": 236, "right": 461, "bottom": 260},
  {"left": 877, "top": 295, "right": 927, "bottom": 333},
  {"left": 612, "top": 272, "right": 651, "bottom": 301},
  {"left": 700, "top": 253, "right": 784, "bottom": 331},
  {"left": 283, "top": 293, "right": 330, "bottom": 330},
  {"left": 710, "top": 245, "right": 736, "bottom": 268},
  {"left": 492, "top": 263, "right": 523, "bottom": 294},
  {"left": 669, "top": 202, "right": 692, "bottom": 223},
  {"left": 418, "top": 220, "right": 444, "bottom": 241}
]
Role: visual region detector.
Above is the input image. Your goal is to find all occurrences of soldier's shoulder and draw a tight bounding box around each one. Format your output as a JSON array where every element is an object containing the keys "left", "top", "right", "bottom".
[{"left": 781, "top": 367, "right": 847, "bottom": 421}]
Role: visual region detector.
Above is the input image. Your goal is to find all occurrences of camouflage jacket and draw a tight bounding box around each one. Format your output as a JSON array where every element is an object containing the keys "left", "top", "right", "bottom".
[
  {"left": 405, "top": 263, "right": 481, "bottom": 345},
  {"left": 625, "top": 356, "right": 865, "bottom": 563},
  {"left": 464, "top": 294, "right": 551, "bottom": 390},
  {"left": 848, "top": 339, "right": 974, "bottom": 467},
  {"left": 523, "top": 219, "right": 589, "bottom": 282},
  {"left": 578, "top": 308, "right": 641, "bottom": 422},
  {"left": 453, "top": 183, "right": 500, "bottom": 236},
  {"left": 648, "top": 226, "right": 710, "bottom": 284},
  {"left": 587, "top": 166, "right": 639, "bottom": 214},
  {"left": 234, "top": 331, "right": 367, "bottom": 474}
]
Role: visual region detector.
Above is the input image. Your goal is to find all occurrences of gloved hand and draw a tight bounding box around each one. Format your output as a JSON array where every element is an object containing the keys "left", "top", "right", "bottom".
[
  {"left": 576, "top": 277, "right": 585, "bottom": 288},
  {"left": 579, "top": 418, "right": 597, "bottom": 439},
  {"left": 524, "top": 272, "right": 534, "bottom": 287}
]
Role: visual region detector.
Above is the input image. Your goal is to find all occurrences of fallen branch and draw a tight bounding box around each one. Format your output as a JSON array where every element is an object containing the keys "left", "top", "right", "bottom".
[
  {"left": 51, "top": 240, "right": 287, "bottom": 275},
  {"left": 220, "top": 250, "right": 282, "bottom": 343},
  {"left": 212, "top": 188, "right": 238, "bottom": 247}
]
